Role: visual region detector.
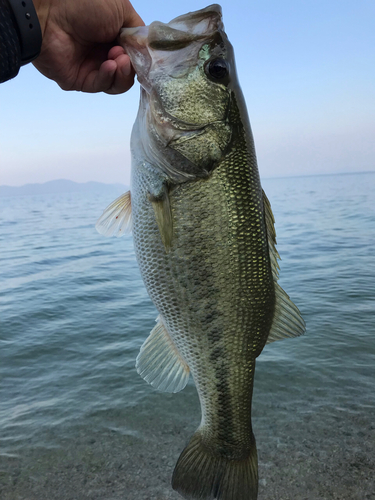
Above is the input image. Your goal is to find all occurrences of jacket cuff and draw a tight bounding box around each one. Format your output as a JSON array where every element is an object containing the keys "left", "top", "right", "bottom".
[
  {"left": 0, "top": 0, "right": 42, "bottom": 83},
  {"left": 8, "top": 0, "right": 42, "bottom": 65}
]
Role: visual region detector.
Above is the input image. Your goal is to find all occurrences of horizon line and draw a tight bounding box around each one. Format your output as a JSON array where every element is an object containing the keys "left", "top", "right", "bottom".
[{"left": 1, "top": 169, "right": 374, "bottom": 188}]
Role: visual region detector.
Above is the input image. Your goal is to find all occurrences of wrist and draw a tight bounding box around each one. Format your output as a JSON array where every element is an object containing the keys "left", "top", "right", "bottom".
[{"left": 32, "top": 0, "right": 49, "bottom": 36}]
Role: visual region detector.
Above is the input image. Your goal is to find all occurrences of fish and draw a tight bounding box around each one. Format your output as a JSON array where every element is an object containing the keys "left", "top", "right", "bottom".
[{"left": 96, "top": 4, "right": 305, "bottom": 499}]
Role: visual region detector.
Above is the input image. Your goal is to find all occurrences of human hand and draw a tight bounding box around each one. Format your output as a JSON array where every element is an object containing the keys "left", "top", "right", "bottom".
[{"left": 32, "top": 0, "right": 144, "bottom": 94}]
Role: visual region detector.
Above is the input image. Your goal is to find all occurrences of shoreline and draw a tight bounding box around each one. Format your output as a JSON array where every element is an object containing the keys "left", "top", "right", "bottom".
[{"left": 1, "top": 403, "right": 373, "bottom": 500}]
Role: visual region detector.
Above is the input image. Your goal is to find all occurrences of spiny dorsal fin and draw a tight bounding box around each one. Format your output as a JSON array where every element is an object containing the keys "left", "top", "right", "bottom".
[
  {"left": 262, "top": 189, "right": 280, "bottom": 279},
  {"left": 262, "top": 190, "right": 305, "bottom": 343},
  {"left": 136, "top": 316, "right": 190, "bottom": 393},
  {"left": 150, "top": 186, "right": 173, "bottom": 250},
  {"left": 95, "top": 191, "right": 132, "bottom": 237}
]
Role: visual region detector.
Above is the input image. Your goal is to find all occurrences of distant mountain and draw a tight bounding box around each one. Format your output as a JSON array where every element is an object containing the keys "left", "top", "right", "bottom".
[{"left": 0, "top": 179, "right": 128, "bottom": 197}]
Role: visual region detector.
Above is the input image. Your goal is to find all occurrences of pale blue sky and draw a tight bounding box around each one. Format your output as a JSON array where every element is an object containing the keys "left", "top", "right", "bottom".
[{"left": 1, "top": 0, "right": 374, "bottom": 186}]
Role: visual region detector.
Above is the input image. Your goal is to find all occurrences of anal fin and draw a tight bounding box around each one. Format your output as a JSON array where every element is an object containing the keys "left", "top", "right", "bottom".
[{"left": 136, "top": 316, "right": 190, "bottom": 393}]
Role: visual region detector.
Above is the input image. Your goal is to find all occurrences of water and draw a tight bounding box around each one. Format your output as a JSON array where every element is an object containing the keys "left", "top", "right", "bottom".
[{"left": 1, "top": 173, "right": 374, "bottom": 499}]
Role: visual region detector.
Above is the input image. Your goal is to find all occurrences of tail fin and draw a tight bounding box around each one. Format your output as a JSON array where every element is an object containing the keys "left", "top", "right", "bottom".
[{"left": 172, "top": 431, "right": 258, "bottom": 500}]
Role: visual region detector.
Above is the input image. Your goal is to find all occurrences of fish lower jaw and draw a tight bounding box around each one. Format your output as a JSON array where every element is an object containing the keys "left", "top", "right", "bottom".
[
  {"left": 167, "top": 127, "right": 205, "bottom": 146},
  {"left": 167, "top": 119, "right": 226, "bottom": 145}
]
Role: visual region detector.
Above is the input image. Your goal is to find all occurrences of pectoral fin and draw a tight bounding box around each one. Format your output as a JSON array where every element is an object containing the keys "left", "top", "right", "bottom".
[
  {"left": 150, "top": 186, "right": 173, "bottom": 250},
  {"left": 136, "top": 316, "right": 190, "bottom": 393},
  {"left": 95, "top": 191, "right": 132, "bottom": 237}
]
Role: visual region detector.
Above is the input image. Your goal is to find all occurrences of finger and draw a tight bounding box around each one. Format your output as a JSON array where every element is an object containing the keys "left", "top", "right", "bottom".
[
  {"left": 105, "top": 54, "right": 136, "bottom": 95},
  {"left": 108, "top": 46, "right": 126, "bottom": 60},
  {"left": 80, "top": 56, "right": 135, "bottom": 94},
  {"left": 80, "top": 59, "right": 117, "bottom": 93}
]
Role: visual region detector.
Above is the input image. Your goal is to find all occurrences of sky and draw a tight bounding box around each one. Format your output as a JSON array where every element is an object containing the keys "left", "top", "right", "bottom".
[{"left": 1, "top": 0, "right": 375, "bottom": 186}]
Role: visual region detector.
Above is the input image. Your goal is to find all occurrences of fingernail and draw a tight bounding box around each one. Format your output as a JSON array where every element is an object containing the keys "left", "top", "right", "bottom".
[{"left": 121, "top": 60, "right": 132, "bottom": 77}]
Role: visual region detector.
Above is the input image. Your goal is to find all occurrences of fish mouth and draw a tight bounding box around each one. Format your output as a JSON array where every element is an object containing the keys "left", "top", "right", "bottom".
[{"left": 119, "top": 5, "right": 224, "bottom": 92}]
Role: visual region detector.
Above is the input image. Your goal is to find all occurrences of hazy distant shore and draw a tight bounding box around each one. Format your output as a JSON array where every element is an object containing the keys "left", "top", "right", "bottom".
[
  {"left": 0, "top": 179, "right": 128, "bottom": 197},
  {"left": 1, "top": 171, "right": 374, "bottom": 197}
]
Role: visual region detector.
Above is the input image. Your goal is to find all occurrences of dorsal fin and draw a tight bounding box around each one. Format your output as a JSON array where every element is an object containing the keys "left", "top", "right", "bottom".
[
  {"left": 266, "top": 283, "right": 306, "bottom": 343},
  {"left": 95, "top": 191, "right": 132, "bottom": 237},
  {"left": 262, "top": 190, "right": 305, "bottom": 344},
  {"left": 136, "top": 316, "right": 190, "bottom": 393}
]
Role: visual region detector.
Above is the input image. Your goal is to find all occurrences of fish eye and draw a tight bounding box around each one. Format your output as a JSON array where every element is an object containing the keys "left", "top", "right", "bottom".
[{"left": 206, "top": 58, "right": 228, "bottom": 80}]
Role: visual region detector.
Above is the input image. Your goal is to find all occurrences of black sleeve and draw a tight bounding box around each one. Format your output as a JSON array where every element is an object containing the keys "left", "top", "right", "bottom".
[
  {"left": 0, "top": 0, "right": 22, "bottom": 83},
  {"left": 1, "top": 0, "right": 42, "bottom": 84}
]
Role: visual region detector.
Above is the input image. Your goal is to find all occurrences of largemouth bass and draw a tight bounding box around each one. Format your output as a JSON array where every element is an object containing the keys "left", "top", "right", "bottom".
[{"left": 96, "top": 5, "right": 305, "bottom": 499}]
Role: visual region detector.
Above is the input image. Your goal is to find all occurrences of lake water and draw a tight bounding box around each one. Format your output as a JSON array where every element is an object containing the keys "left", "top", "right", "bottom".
[{"left": 0, "top": 172, "right": 374, "bottom": 499}]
